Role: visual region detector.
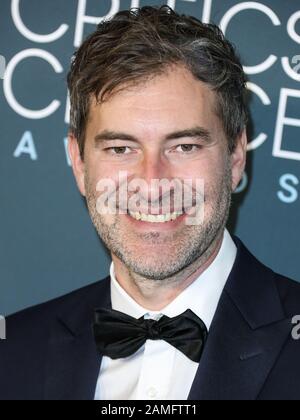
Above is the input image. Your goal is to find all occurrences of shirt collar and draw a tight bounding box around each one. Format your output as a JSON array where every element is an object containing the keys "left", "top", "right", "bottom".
[{"left": 110, "top": 228, "right": 237, "bottom": 329}]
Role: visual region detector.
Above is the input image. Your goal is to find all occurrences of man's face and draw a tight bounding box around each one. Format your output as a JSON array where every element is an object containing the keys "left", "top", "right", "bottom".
[{"left": 69, "top": 65, "right": 246, "bottom": 280}]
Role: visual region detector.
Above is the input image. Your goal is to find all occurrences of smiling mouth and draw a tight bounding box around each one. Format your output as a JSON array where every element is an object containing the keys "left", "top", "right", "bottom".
[{"left": 127, "top": 210, "right": 185, "bottom": 223}]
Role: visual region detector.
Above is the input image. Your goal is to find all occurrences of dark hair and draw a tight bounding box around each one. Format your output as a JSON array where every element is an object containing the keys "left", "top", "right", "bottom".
[{"left": 67, "top": 5, "right": 248, "bottom": 159}]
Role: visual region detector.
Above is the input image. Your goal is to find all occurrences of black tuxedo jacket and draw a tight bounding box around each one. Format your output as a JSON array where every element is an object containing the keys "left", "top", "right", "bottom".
[{"left": 1, "top": 236, "right": 300, "bottom": 400}]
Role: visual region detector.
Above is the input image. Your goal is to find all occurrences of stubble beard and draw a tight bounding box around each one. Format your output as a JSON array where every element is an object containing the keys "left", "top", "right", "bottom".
[{"left": 85, "top": 162, "right": 232, "bottom": 281}]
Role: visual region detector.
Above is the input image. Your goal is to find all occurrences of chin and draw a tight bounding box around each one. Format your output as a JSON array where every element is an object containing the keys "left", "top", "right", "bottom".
[{"left": 126, "top": 256, "right": 183, "bottom": 279}]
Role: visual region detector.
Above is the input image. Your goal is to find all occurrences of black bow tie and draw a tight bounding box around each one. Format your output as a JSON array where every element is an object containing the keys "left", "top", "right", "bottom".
[{"left": 93, "top": 308, "right": 208, "bottom": 363}]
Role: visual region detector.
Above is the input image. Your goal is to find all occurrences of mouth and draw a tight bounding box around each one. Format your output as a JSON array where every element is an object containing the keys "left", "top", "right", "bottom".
[
  {"left": 123, "top": 207, "right": 199, "bottom": 231},
  {"left": 127, "top": 210, "right": 184, "bottom": 223}
]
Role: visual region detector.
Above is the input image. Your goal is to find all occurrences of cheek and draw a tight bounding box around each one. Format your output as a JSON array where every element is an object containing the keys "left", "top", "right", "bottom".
[
  {"left": 177, "top": 158, "right": 219, "bottom": 188},
  {"left": 85, "top": 158, "right": 115, "bottom": 190},
  {"left": 194, "top": 158, "right": 230, "bottom": 200}
]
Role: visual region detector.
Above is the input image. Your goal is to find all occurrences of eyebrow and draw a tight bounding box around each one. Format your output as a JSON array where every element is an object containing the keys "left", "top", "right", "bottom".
[{"left": 94, "top": 126, "right": 213, "bottom": 144}]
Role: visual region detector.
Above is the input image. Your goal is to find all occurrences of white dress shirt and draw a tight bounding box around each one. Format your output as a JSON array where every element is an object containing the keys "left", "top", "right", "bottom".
[{"left": 94, "top": 229, "right": 237, "bottom": 400}]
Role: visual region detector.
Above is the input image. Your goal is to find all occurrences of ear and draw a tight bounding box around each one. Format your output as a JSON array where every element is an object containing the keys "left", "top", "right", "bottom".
[
  {"left": 68, "top": 134, "right": 86, "bottom": 196},
  {"left": 231, "top": 129, "right": 247, "bottom": 192}
]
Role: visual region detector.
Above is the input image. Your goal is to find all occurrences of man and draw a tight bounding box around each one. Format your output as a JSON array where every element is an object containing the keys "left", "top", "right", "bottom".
[{"left": 1, "top": 5, "right": 300, "bottom": 401}]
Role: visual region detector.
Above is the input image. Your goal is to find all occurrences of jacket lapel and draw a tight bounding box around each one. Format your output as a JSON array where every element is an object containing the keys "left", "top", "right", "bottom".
[
  {"left": 43, "top": 236, "right": 292, "bottom": 400},
  {"left": 188, "top": 237, "right": 291, "bottom": 400},
  {"left": 44, "top": 277, "right": 112, "bottom": 400}
]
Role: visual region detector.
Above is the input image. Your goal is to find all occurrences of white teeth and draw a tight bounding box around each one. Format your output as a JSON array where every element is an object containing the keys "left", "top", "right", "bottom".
[
  {"left": 128, "top": 211, "right": 183, "bottom": 223},
  {"left": 134, "top": 212, "right": 141, "bottom": 221}
]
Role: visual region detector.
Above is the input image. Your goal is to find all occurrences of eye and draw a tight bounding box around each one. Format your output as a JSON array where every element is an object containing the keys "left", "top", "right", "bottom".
[
  {"left": 175, "top": 144, "right": 202, "bottom": 153},
  {"left": 104, "top": 146, "right": 132, "bottom": 155}
]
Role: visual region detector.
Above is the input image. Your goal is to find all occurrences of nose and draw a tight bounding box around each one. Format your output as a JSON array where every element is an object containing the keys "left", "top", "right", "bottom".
[{"left": 134, "top": 152, "right": 173, "bottom": 207}]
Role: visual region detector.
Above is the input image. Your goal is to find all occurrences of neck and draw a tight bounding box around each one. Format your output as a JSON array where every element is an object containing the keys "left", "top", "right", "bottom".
[{"left": 111, "top": 230, "right": 224, "bottom": 311}]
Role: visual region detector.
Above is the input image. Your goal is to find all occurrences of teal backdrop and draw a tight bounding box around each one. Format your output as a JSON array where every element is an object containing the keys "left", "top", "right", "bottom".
[{"left": 0, "top": 0, "right": 299, "bottom": 315}]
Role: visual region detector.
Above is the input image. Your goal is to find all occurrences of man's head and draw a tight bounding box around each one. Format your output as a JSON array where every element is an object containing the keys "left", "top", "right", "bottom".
[{"left": 67, "top": 5, "right": 248, "bottom": 281}]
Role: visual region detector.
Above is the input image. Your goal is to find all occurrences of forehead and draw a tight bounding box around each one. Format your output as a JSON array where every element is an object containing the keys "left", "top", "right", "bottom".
[{"left": 87, "top": 65, "right": 222, "bottom": 135}]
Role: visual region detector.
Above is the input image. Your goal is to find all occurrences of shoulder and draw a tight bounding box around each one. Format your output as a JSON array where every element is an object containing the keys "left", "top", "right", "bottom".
[
  {"left": 233, "top": 234, "right": 300, "bottom": 317},
  {"left": 0, "top": 277, "right": 110, "bottom": 400},
  {"left": 274, "top": 272, "right": 300, "bottom": 317},
  {"left": 3, "top": 276, "right": 110, "bottom": 340}
]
